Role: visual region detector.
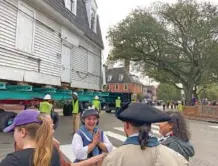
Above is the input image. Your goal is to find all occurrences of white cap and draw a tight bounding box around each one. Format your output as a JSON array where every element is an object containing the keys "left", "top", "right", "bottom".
[
  {"left": 43, "top": 94, "right": 51, "bottom": 100},
  {"left": 73, "top": 92, "right": 78, "bottom": 97},
  {"left": 95, "top": 96, "right": 99, "bottom": 100}
]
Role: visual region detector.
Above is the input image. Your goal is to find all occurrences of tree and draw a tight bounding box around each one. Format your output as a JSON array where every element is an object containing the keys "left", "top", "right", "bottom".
[
  {"left": 107, "top": 0, "right": 218, "bottom": 105},
  {"left": 198, "top": 84, "right": 218, "bottom": 101},
  {"left": 157, "top": 83, "right": 182, "bottom": 101}
]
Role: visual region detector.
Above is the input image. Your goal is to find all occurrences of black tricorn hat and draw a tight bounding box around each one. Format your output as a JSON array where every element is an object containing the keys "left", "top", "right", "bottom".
[{"left": 116, "top": 103, "right": 170, "bottom": 125}]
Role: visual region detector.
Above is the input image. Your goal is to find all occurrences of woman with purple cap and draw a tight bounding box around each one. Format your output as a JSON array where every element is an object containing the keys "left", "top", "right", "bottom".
[
  {"left": 0, "top": 110, "right": 60, "bottom": 166},
  {"left": 9, "top": 110, "right": 105, "bottom": 166}
]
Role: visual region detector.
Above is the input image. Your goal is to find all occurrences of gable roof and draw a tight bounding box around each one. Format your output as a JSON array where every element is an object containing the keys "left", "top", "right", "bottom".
[
  {"left": 43, "top": 0, "right": 104, "bottom": 49},
  {"left": 106, "top": 67, "right": 144, "bottom": 85}
]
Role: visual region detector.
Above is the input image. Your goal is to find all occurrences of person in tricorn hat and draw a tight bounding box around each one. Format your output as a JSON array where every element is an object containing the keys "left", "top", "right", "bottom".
[{"left": 102, "top": 103, "right": 189, "bottom": 166}]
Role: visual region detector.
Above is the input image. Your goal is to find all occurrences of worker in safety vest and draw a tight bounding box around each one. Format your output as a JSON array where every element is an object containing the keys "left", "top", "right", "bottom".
[
  {"left": 177, "top": 101, "right": 183, "bottom": 112},
  {"left": 72, "top": 92, "right": 83, "bottom": 134},
  {"left": 115, "top": 97, "right": 121, "bottom": 111},
  {"left": 39, "top": 94, "right": 53, "bottom": 115},
  {"left": 92, "top": 96, "right": 101, "bottom": 112}
]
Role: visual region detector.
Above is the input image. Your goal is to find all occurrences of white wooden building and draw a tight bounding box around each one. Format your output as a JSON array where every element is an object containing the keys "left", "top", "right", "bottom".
[{"left": 0, "top": 0, "right": 104, "bottom": 90}]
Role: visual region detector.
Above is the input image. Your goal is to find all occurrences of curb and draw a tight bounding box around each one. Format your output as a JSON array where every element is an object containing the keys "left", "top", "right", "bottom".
[{"left": 185, "top": 116, "right": 218, "bottom": 123}]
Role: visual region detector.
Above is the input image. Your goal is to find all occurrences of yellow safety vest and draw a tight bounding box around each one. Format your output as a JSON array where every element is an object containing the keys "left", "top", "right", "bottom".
[
  {"left": 178, "top": 104, "right": 183, "bottom": 112},
  {"left": 39, "top": 101, "right": 52, "bottom": 114},
  {"left": 115, "top": 99, "right": 121, "bottom": 108},
  {"left": 92, "top": 100, "right": 100, "bottom": 110},
  {"left": 72, "top": 99, "right": 79, "bottom": 114}
]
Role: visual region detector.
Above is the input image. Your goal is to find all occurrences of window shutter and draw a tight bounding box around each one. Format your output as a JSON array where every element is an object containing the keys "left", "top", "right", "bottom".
[{"left": 16, "top": 3, "right": 34, "bottom": 53}]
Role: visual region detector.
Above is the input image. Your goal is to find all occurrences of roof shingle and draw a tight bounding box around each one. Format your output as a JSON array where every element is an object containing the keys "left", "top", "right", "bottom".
[
  {"left": 106, "top": 67, "right": 144, "bottom": 86},
  {"left": 43, "top": 0, "right": 104, "bottom": 49}
]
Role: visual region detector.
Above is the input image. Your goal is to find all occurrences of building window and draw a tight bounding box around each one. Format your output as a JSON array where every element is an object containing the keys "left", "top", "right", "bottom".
[
  {"left": 65, "top": 0, "right": 77, "bottom": 15},
  {"left": 124, "top": 84, "right": 128, "bottom": 90},
  {"left": 91, "top": 8, "right": 96, "bottom": 32},
  {"left": 119, "top": 74, "right": 124, "bottom": 81},
  {"left": 16, "top": 2, "right": 35, "bottom": 53},
  {"left": 115, "top": 84, "right": 119, "bottom": 90},
  {"left": 107, "top": 75, "right": 112, "bottom": 82}
]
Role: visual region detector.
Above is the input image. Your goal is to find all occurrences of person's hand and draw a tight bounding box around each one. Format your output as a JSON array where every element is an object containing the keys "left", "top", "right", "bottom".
[
  {"left": 87, "top": 154, "right": 106, "bottom": 165},
  {"left": 93, "top": 131, "right": 100, "bottom": 145}
]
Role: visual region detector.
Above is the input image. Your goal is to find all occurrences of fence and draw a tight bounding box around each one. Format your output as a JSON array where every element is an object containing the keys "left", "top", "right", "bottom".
[{"left": 183, "top": 105, "right": 218, "bottom": 122}]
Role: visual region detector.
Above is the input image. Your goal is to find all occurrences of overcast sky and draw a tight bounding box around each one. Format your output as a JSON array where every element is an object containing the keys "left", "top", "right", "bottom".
[
  {"left": 96, "top": 0, "right": 217, "bottom": 85},
  {"left": 96, "top": 0, "right": 217, "bottom": 61}
]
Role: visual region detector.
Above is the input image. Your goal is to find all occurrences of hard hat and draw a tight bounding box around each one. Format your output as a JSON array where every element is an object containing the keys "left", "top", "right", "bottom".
[
  {"left": 118, "top": 97, "right": 120, "bottom": 99},
  {"left": 43, "top": 94, "right": 51, "bottom": 100},
  {"left": 94, "top": 96, "right": 99, "bottom": 100},
  {"left": 73, "top": 92, "right": 78, "bottom": 97}
]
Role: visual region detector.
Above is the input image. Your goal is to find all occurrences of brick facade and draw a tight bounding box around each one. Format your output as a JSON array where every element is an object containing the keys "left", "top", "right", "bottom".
[{"left": 108, "top": 83, "right": 143, "bottom": 94}]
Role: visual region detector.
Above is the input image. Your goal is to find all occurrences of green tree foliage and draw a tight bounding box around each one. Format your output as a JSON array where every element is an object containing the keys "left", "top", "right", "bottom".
[
  {"left": 157, "top": 83, "right": 182, "bottom": 101},
  {"left": 198, "top": 84, "right": 218, "bottom": 101},
  {"left": 107, "top": 0, "right": 218, "bottom": 105}
]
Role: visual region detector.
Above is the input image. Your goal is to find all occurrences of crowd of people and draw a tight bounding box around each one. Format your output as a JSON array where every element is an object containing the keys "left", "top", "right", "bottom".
[{"left": 0, "top": 93, "right": 195, "bottom": 166}]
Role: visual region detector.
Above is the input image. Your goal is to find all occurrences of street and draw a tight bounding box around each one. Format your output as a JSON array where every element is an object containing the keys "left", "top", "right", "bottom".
[{"left": 1, "top": 110, "right": 218, "bottom": 166}]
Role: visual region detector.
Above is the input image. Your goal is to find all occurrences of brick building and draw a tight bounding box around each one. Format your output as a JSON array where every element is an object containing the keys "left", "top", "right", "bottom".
[{"left": 105, "top": 67, "right": 144, "bottom": 95}]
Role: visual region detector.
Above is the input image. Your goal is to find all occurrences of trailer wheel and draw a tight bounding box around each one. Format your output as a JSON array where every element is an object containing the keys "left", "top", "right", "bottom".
[
  {"left": 0, "top": 112, "right": 17, "bottom": 132},
  {"left": 63, "top": 103, "right": 72, "bottom": 116},
  {"left": 105, "top": 105, "right": 112, "bottom": 113},
  {"left": 52, "top": 112, "right": 59, "bottom": 130},
  {"left": 0, "top": 109, "right": 5, "bottom": 114}
]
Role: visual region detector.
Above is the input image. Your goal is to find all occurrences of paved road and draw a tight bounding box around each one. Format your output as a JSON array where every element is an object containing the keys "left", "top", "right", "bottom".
[{"left": 1, "top": 110, "right": 218, "bottom": 166}]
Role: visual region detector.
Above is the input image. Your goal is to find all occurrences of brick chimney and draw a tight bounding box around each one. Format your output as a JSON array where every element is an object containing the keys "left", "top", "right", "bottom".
[{"left": 124, "top": 59, "right": 130, "bottom": 72}]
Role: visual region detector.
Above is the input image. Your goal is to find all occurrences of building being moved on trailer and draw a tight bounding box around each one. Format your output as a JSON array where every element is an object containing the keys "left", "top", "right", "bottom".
[
  {"left": 0, "top": 0, "right": 103, "bottom": 91},
  {"left": 0, "top": 0, "right": 105, "bottom": 130}
]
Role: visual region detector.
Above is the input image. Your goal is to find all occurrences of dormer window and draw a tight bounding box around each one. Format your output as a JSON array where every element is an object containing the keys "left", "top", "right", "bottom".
[
  {"left": 108, "top": 75, "right": 112, "bottom": 82},
  {"left": 65, "top": 0, "right": 77, "bottom": 15},
  {"left": 91, "top": 8, "right": 97, "bottom": 32},
  {"left": 119, "top": 74, "right": 124, "bottom": 81}
]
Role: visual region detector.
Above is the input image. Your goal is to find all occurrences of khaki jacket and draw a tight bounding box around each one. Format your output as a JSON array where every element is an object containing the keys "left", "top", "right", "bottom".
[{"left": 102, "top": 144, "right": 189, "bottom": 166}]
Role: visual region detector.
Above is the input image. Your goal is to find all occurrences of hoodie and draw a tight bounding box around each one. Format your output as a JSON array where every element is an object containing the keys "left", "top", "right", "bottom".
[{"left": 162, "top": 136, "right": 195, "bottom": 161}]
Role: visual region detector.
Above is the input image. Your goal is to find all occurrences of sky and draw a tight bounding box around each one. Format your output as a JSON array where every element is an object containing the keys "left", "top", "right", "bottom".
[
  {"left": 96, "top": 0, "right": 176, "bottom": 62},
  {"left": 95, "top": 0, "right": 217, "bottom": 85}
]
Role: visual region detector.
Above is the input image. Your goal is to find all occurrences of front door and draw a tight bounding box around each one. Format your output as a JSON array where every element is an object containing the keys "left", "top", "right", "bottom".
[{"left": 61, "top": 45, "right": 71, "bottom": 83}]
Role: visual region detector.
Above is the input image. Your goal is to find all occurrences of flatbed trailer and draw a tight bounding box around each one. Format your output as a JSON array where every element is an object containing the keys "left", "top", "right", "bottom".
[
  {"left": 0, "top": 82, "right": 132, "bottom": 131},
  {"left": 0, "top": 82, "right": 72, "bottom": 132}
]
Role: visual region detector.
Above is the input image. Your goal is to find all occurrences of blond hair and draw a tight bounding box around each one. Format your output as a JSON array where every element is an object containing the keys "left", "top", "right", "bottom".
[{"left": 17, "top": 115, "right": 53, "bottom": 166}]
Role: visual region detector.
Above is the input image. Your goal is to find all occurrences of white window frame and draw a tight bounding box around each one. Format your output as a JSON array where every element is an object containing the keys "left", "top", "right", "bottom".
[
  {"left": 65, "top": 0, "right": 77, "bottom": 15},
  {"left": 107, "top": 75, "right": 112, "bottom": 82},
  {"left": 115, "top": 84, "right": 119, "bottom": 90},
  {"left": 124, "top": 84, "right": 128, "bottom": 90},
  {"left": 16, "top": 1, "right": 35, "bottom": 54},
  {"left": 119, "top": 74, "right": 124, "bottom": 81},
  {"left": 90, "top": 7, "right": 97, "bottom": 32}
]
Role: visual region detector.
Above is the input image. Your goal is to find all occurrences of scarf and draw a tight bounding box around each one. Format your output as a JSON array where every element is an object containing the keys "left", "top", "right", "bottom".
[
  {"left": 123, "top": 135, "right": 160, "bottom": 147},
  {"left": 79, "top": 125, "right": 100, "bottom": 156}
]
